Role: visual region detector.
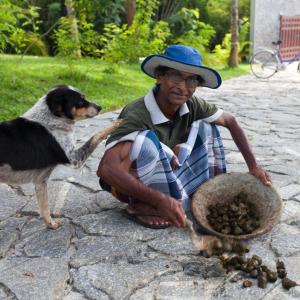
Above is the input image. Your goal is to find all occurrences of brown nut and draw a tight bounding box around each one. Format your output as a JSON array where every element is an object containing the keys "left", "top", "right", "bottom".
[
  {"left": 243, "top": 280, "right": 253, "bottom": 288},
  {"left": 252, "top": 255, "right": 262, "bottom": 266},
  {"left": 250, "top": 269, "right": 258, "bottom": 278},
  {"left": 276, "top": 260, "right": 285, "bottom": 270},
  {"left": 282, "top": 277, "right": 297, "bottom": 290},
  {"left": 257, "top": 275, "right": 268, "bottom": 289},
  {"left": 277, "top": 268, "right": 287, "bottom": 279},
  {"left": 267, "top": 271, "right": 278, "bottom": 283}
]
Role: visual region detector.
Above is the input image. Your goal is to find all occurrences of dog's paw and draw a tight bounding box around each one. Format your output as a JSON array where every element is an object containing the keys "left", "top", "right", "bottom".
[{"left": 46, "top": 219, "right": 63, "bottom": 230}]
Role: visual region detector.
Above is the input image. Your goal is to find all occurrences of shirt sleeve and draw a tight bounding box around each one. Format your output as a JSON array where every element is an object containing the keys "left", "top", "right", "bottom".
[
  {"left": 105, "top": 100, "right": 150, "bottom": 147},
  {"left": 190, "top": 96, "right": 223, "bottom": 123}
]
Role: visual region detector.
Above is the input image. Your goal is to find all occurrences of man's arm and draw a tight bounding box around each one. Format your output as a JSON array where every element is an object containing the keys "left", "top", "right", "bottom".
[
  {"left": 212, "top": 111, "right": 272, "bottom": 186},
  {"left": 97, "top": 141, "right": 186, "bottom": 227}
]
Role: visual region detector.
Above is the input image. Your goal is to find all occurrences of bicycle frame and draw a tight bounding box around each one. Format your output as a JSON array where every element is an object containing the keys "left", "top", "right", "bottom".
[{"left": 250, "top": 40, "right": 300, "bottom": 78}]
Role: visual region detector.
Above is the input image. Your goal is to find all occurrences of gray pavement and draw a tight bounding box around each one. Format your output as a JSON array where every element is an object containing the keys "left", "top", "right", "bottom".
[{"left": 1, "top": 64, "right": 300, "bottom": 299}]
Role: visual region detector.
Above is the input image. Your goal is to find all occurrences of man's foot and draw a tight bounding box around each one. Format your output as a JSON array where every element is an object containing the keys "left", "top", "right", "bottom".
[{"left": 125, "top": 202, "right": 172, "bottom": 229}]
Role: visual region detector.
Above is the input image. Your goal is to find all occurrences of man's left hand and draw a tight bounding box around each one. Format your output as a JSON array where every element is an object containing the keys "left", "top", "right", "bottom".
[{"left": 250, "top": 165, "right": 272, "bottom": 186}]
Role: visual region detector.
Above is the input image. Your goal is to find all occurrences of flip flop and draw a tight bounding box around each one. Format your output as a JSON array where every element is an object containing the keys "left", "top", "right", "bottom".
[{"left": 122, "top": 209, "right": 171, "bottom": 229}]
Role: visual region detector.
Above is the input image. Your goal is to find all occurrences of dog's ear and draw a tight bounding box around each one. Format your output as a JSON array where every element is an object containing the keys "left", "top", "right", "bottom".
[
  {"left": 46, "top": 95, "right": 64, "bottom": 117},
  {"left": 46, "top": 87, "right": 72, "bottom": 118},
  {"left": 51, "top": 104, "right": 63, "bottom": 117}
]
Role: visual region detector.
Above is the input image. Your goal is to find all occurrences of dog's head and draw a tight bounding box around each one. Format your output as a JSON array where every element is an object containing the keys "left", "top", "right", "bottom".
[{"left": 45, "top": 85, "right": 102, "bottom": 121}]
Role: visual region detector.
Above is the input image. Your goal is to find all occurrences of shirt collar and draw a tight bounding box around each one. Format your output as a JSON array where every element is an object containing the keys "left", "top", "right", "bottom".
[{"left": 144, "top": 86, "right": 190, "bottom": 125}]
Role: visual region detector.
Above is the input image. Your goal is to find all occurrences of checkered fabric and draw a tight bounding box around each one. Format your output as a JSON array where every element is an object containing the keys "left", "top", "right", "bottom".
[{"left": 129, "top": 120, "right": 226, "bottom": 211}]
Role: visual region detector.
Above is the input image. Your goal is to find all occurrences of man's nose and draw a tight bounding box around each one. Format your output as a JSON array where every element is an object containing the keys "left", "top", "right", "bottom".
[{"left": 177, "top": 79, "right": 189, "bottom": 90}]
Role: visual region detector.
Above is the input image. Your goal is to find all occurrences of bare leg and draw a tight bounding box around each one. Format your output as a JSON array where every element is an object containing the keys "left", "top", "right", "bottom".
[
  {"left": 35, "top": 182, "right": 63, "bottom": 229},
  {"left": 109, "top": 153, "right": 171, "bottom": 227}
]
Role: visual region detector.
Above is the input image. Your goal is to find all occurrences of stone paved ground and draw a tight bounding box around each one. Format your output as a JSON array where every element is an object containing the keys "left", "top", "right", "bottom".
[{"left": 1, "top": 64, "right": 300, "bottom": 300}]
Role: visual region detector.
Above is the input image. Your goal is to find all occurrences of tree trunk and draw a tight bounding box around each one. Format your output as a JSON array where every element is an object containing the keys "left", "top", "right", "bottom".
[
  {"left": 126, "top": 0, "right": 136, "bottom": 26},
  {"left": 65, "top": 0, "right": 81, "bottom": 58},
  {"left": 229, "top": 0, "right": 239, "bottom": 68}
]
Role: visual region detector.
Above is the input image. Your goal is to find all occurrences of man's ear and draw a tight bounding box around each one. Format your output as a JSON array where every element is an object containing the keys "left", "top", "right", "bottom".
[{"left": 155, "top": 74, "right": 163, "bottom": 85}]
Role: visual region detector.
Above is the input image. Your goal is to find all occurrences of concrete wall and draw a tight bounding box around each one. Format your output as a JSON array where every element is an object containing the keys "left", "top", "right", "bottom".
[{"left": 250, "top": 0, "right": 300, "bottom": 54}]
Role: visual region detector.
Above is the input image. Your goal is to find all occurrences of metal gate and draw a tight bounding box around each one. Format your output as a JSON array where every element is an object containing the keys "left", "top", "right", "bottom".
[{"left": 280, "top": 15, "right": 300, "bottom": 61}]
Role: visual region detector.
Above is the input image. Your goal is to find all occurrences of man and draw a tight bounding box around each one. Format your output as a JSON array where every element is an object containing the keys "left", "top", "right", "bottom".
[{"left": 97, "top": 44, "right": 272, "bottom": 229}]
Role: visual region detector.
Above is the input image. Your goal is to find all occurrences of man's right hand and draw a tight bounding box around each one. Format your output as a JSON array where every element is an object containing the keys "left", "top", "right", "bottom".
[{"left": 156, "top": 196, "right": 186, "bottom": 228}]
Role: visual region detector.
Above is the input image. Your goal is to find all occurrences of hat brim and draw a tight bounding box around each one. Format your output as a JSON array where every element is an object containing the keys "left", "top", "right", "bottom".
[{"left": 141, "top": 55, "right": 222, "bottom": 89}]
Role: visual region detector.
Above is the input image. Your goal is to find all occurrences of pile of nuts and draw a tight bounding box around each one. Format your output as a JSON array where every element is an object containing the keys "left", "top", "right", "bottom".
[
  {"left": 194, "top": 192, "right": 299, "bottom": 291},
  {"left": 218, "top": 245, "right": 298, "bottom": 290},
  {"left": 206, "top": 193, "right": 260, "bottom": 235}
]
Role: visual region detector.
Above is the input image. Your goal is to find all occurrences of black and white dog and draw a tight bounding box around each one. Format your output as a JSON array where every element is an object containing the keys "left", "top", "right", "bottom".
[{"left": 0, "top": 85, "right": 121, "bottom": 229}]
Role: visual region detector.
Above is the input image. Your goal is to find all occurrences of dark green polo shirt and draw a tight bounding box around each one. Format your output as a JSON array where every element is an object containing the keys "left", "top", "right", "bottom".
[{"left": 106, "top": 94, "right": 220, "bottom": 149}]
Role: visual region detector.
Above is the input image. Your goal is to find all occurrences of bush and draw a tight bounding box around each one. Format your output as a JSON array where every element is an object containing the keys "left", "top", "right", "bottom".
[
  {"left": 100, "top": 0, "right": 171, "bottom": 63},
  {"left": 0, "top": 1, "right": 46, "bottom": 55},
  {"left": 53, "top": 17, "right": 103, "bottom": 58},
  {"left": 169, "top": 8, "right": 215, "bottom": 55},
  {"left": 213, "top": 17, "right": 250, "bottom": 65}
]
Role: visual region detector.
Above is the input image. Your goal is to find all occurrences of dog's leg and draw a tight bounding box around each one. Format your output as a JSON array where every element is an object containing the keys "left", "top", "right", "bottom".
[
  {"left": 69, "top": 119, "right": 122, "bottom": 168},
  {"left": 35, "top": 182, "right": 63, "bottom": 229}
]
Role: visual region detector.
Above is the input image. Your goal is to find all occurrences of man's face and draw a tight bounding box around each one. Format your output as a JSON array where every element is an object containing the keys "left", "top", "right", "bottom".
[{"left": 156, "top": 69, "right": 200, "bottom": 106}]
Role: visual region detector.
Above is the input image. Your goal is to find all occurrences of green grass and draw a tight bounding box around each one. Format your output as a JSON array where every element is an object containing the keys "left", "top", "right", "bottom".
[{"left": 0, "top": 54, "right": 250, "bottom": 120}]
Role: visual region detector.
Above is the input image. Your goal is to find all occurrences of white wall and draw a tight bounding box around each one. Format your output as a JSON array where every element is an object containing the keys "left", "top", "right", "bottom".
[{"left": 250, "top": 0, "right": 300, "bottom": 53}]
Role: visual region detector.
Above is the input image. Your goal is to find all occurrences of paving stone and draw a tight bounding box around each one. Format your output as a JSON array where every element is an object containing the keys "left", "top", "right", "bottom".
[
  {"left": 72, "top": 260, "right": 181, "bottom": 300},
  {"left": 0, "top": 230, "right": 19, "bottom": 258},
  {"left": 156, "top": 277, "right": 223, "bottom": 300},
  {"left": 21, "top": 222, "right": 74, "bottom": 257},
  {"left": 266, "top": 165, "right": 298, "bottom": 177},
  {"left": 0, "top": 217, "right": 28, "bottom": 232},
  {"left": 280, "top": 200, "right": 300, "bottom": 224},
  {"left": 147, "top": 227, "right": 197, "bottom": 255},
  {"left": 270, "top": 223, "right": 300, "bottom": 256},
  {"left": 0, "top": 257, "right": 69, "bottom": 300},
  {"left": 73, "top": 210, "right": 170, "bottom": 241},
  {"left": 0, "top": 283, "right": 17, "bottom": 300},
  {"left": 67, "top": 173, "right": 101, "bottom": 192},
  {"left": 280, "top": 184, "right": 300, "bottom": 200},
  {"left": 62, "top": 291, "right": 87, "bottom": 300},
  {"left": 70, "top": 235, "right": 149, "bottom": 267},
  {"left": 0, "top": 184, "right": 28, "bottom": 221}
]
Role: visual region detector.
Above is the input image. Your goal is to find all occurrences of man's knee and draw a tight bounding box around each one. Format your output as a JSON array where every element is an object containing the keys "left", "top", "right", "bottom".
[{"left": 130, "top": 130, "right": 161, "bottom": 163}]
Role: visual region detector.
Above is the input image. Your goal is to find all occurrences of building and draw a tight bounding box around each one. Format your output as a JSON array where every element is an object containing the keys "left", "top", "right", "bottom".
[{"left": 250, "top": 0, "right": 300, "bottom": 59}]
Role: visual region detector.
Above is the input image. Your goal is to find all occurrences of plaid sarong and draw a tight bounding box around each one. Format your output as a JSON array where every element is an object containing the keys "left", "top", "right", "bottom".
[{"left": 129, "top": 120, "right": 226, "bottom": 211}]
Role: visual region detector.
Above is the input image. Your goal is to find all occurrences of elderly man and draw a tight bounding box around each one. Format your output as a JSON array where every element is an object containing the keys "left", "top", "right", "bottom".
[{"left": 97, "top": 44, "right": 271, "bottom": 229}]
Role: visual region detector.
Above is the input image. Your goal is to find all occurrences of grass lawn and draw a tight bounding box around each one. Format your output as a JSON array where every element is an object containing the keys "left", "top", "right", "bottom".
[{"left": 0, "top": 54, "right": 250, "bottom": 120}]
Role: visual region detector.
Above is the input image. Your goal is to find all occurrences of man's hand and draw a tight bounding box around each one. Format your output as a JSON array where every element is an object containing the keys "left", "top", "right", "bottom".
[
  {"left": 250, "top": 165, "right": 272, "bottom": 186},
  {"left": 156, "top": 196, "right": 186, "bottom": 228}
]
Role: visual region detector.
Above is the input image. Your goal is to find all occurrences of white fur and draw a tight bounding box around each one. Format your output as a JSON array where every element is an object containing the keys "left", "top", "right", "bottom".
[{"left": 22, "top": 96, "right": 76, "bottom": 160}]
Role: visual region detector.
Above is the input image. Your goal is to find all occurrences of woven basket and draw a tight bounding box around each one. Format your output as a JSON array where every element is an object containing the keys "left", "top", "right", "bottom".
[{"left": 191, "top": 172, "right": 282, "bottom": 240}]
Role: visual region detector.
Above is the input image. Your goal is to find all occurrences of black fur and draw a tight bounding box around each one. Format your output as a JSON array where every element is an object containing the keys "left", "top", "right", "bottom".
[{"left": 0, "top": 117, "right": 69, "bottom": 170}]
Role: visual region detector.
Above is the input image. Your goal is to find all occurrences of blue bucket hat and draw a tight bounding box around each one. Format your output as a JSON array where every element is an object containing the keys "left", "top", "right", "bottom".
[{"left": 141, "top": 44, "right": 222, "bottom": 89}]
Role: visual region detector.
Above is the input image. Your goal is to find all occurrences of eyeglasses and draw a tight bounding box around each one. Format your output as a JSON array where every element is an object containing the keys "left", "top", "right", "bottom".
[{"left": 165, "top": 71, "right": 202, "bottom": 88}]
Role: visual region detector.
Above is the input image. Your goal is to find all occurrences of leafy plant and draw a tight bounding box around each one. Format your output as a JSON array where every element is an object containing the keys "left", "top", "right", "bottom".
[
  {"left": 0, "top": 1, "right": 46, "bottom": 55},
  {"left": 171, "top": 8, "right": 215, "bottom": 54},
  {"left": 100, "top": 0, "right": 171, "bottom": 63},
  {"left": 213, "top": 17, "right": 250, "bottom": 65}
]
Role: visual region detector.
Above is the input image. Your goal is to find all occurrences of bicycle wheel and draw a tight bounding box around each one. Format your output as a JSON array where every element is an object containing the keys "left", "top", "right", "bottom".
[{"left": 250, "top": 50, "right": 279, "bottom": 79}]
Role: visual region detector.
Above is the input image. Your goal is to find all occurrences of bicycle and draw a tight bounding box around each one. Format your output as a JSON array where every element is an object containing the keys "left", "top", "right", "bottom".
[{"left": 250, "top": 40, "right": 300, "bottom": 79}]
